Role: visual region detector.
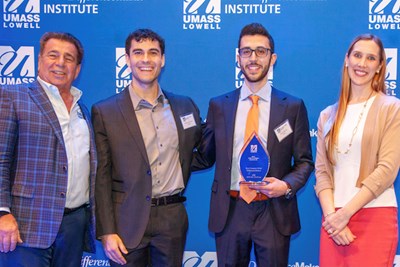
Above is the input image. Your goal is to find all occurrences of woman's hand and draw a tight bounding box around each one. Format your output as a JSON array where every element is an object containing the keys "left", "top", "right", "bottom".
[
  {"left": 323, "top": 208, "right": 351, "bottom": 236},
  {"left": 331, "top": 226, "right": 356, "bottom": 246}
]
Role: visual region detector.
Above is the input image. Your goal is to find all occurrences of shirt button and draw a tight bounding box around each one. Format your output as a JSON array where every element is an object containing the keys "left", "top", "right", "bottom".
[
  {"left": 60, "top": 192, "right": 66, "bottom": 198},
  {"left": 147, "top": 170, "right": 151, "bottom": 175},
  {"left": 146, "top": 196, "right": 151, "bottom": 201},
  {"left": 62, "top": 166, "right": 68, "bottom": 172}
]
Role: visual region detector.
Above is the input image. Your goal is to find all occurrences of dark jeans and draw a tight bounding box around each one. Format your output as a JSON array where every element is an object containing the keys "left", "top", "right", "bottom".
[{"left": 0, "top": 206, "right": 88, "bottom": 267}]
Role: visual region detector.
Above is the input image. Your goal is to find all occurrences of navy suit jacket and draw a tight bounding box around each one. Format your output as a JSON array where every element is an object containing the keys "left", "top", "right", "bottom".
[
  {"left": 92, "top": 87, "right": 203, "bottom": 248},
  {"left": 0, "top": 81, "right": 97, "bottom": 252},
  {"left": 198, "top": 87, "right": 314, "bottom": 236}
]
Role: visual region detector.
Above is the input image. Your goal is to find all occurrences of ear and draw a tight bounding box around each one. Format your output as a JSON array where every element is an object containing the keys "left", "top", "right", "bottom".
[
  {"left": 125, "top": 53, "right": 131, "bottom": 69},
  {"left": 376, "top": 65, "right": 382, "bottom": 74},
  {"left": 344, "top": 54, "right": 349, "bottom": 67},
  {"left": 37, "top": 55, "right": 42, "bottom": 74},
  {"left": 74, "top": 64, "right": 81, "bottom": 80},
  {"left": 270, "top": 53, "right": 277, "bottom": 66},
  {"left": 161, "top": 54, "right": 165, "bottom": 68}
]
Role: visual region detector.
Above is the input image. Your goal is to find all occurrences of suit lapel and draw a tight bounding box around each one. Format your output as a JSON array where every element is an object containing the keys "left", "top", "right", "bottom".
[
  {"left": 28, "top": 81, "right": 64, "bottom": 145},
  {"left": 224, "top": 90, "right": 240, "bottom": 164},
  {"left": 267, "top": 88, "right": 287, "bottom": 154},
  {"left": 117, "top": 88, "right": 150, "bottom": 166}
]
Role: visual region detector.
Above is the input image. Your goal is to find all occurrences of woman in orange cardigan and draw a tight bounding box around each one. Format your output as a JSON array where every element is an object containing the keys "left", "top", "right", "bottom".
[{"left": 315, "top": 34, "right": 400, "bottom": 267}]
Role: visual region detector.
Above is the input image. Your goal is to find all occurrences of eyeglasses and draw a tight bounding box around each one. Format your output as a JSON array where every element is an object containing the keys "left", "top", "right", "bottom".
[{"left": 238, "top": 47, "right": 271, "bottom": 58}]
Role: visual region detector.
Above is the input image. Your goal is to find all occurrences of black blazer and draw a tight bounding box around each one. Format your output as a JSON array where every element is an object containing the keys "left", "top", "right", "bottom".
[
  {"left": 92, "top": 87, "right": 202, "bottom": 248},
  {"left": 198, "top": 87, "right": 314, "bottom": 236}
]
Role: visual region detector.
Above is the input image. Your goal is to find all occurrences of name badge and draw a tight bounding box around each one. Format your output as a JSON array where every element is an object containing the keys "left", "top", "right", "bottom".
[
  {"left": 274, "top": 119, "right": 293, "bottom": 142},
  {"left": 180, "top": 113, "right": 196, "bottom": 129}
]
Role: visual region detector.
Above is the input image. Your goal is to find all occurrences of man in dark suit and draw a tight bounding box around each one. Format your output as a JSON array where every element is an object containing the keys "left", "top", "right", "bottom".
[
  {"left": 198, "top": 23, "right": 314, "bottom": 266},
  {"left": 0, "top": 32, "right": 96, "bottom": 267},
  {"left": 92, "top": 29, "right": 204, "bottom": 267}
]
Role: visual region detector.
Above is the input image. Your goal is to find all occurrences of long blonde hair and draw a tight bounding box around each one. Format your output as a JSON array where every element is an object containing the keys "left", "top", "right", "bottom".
[{"left": 326, "top": 34, "right": 387, "bottom": 164}]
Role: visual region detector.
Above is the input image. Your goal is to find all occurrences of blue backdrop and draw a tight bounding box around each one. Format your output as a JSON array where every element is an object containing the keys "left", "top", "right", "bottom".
[{"left": 1, "top": 0, "right": 400, "bottom": 266}]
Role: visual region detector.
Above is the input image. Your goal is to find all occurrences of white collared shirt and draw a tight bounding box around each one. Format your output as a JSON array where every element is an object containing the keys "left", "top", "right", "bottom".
[
  {"left": 230, "top": 82, "right": 272, "bottom": 190},
  {"left": 38, "top": 76, "right": 90, "bottom": 209}
]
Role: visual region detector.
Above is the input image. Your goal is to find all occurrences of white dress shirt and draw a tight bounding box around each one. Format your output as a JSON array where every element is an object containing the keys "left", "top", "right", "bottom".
[{"left": 38, "top": 76, "right": 90, "bottom": 209}]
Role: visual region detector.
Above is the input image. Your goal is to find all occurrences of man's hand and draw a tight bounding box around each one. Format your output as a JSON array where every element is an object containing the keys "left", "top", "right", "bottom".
[
  {"left": 249, "top": 177, "right": 288, "bottom": 198},
  {"left": 101, "top": 234, "right": 128, "bottom": 265},
  {"left": 0, "top": 214, "right": 23, "bottom": 253}
]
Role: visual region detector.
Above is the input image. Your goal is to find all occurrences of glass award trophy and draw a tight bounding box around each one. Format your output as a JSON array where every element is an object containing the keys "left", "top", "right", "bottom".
[{"left": 239, "top": 133, "right": 270, "bottom": 185}]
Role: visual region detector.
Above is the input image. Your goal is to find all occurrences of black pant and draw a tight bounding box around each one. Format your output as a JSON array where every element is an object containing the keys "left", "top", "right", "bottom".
[
  {"left": 110, "top": 202, "right": 188, "bottom": 267},
  {"left": 215, "top": 198, "right": 290, "bottom": 267}
]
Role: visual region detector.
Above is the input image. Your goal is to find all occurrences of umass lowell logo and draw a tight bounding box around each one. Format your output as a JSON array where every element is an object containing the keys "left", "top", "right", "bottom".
[
  {"left": 184, "top": 0, "right": 220, "bottom": 13},
  {"left": 0, "top": 46, "right": 35, "bottom": 85},
  {"left": 370, "top": 0, "right": 400, "bottom": 13},
  {"left": 369, "top": 0, "right": 400, "bottom": 30},
  {"left": 182, "top": 0, "right": 283, "bottom": 31},
  {"left": 183, "top": 0, "right": 221, "bottom": 30},
  {"left": 3, "top": 0, "right": 41, "bottom": 29},
  {"left": 385, "top": 48, "right": 398, "bottom": 96},
  {"left": 183, "top": 251, "right": 217, "bottom": 267},
  {"left": 115, "top": 47, "right": 131, "bottom": 94},
  {"left": 3, "top": 0, "right": 40, "bottom": 13}
]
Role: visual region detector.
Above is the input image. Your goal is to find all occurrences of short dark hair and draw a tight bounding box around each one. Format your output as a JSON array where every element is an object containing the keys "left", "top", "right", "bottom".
[
  {"left": 39, "top": 32, "right": 84, "bottom": 64},
  {"left": 125, "top": 29, "right": 165, "bottom": 55},
  {"left": 238, "top": 23, "right": 275, "bottom": 53}
]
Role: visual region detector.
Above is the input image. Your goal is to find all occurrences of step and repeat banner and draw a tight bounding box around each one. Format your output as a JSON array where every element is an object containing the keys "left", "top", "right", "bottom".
[{"left": 1, "top": 0, "right": 400, "bottom": 266}]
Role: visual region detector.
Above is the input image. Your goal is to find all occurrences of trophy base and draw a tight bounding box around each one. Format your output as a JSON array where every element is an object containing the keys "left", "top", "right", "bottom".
[{"left": 239, "top": 181, "right": 268, "bottom": 186}]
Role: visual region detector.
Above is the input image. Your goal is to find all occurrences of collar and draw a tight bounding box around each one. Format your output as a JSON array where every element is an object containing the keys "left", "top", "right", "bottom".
[
  {"left": 240, "top": 81, "right": 272, "bottom": 102},
  {"left": 37, "top": 76, "right": 82, "bottom": 102},
  {"left": 129, "top": 84, "right": 164, "bottom": 110}
]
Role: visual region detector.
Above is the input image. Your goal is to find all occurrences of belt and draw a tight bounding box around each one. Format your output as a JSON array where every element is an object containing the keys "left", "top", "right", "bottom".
[
  {"left": 64, "top": 203, "right": 88, "bottom": 215},
  {"left": 229, "top": 190, "right": 269, "bottom": 202},
  {"left": 151, "top": 194, "right": 186, "bottom": 207}
]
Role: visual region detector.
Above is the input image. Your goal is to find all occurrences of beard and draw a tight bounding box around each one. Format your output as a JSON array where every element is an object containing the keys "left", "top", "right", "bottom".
[
  {"left": 240, "top": 56, "right": 272, "bottom": 83},
  {"left": 241, "top": 64, "right": 270, "bottom": 83}
]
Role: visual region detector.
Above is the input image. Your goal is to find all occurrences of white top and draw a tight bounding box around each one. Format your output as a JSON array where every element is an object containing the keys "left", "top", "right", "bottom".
[{"left": 334, "top": 95, "right": 397, "bottom": 208}]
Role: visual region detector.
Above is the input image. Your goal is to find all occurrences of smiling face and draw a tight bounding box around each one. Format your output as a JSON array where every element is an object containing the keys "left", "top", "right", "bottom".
[
  {"left": 125, "top": 38, "right": 165, "bottom": 88},
  {"left": 237, "top": 34, "right": 277, "bottom": 90},
  {"left": 345, "top": 39, "right": 382, "bottom": 91},
  {"left": 38, "top": 38, "right": 81, "bottom": 93}
]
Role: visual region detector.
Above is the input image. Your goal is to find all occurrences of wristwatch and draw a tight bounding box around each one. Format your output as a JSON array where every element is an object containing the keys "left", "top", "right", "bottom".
[
  {"left": 0, "top": 211, "right": 10, "bottom": 218},
  {"left": 283, "top": 181, "right": 293, "bottom": 199}
]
